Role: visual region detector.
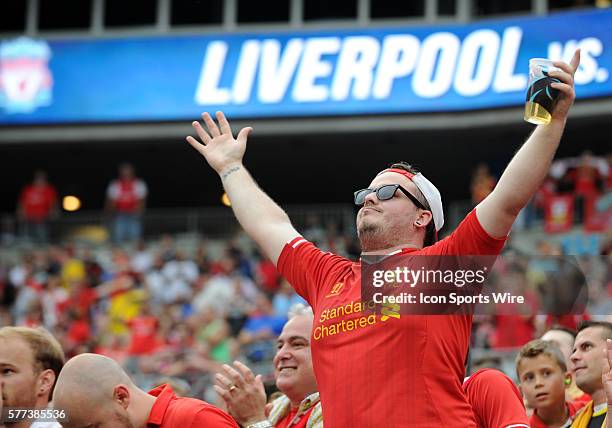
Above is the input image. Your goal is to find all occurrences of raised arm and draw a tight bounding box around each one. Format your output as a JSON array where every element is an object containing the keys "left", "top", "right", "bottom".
[
  {"left": 476, "top": 50, "right": 580, "bottom": 238},
  {"left": 186, "top": 112, "right": 300, "bottom": 265}
]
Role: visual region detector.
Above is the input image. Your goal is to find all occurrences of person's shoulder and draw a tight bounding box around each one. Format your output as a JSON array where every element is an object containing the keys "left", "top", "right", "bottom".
[
  {"left": 170, "top": 397, "right": 236, "bottom": 425},
  {"left": 465, "top": 368, "right": 511, "bottom": 385},
  {"left": 281, "top": 237, "right": 353, "bottom": 265},
  {"left": 570, "top": 400, "right": 594, "bottom": 425},
  {"left": 463, "top": 368, "right": 522, "bottom": 401},
  {"left": 188, "top": 400, "right": 238, "bottom": 427},
  {"left": 20, "top": 184, "right": 34, "bottom": 193}
]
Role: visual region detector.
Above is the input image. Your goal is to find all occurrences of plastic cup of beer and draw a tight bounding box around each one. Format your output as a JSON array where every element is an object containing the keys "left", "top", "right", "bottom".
[{"left": 524, "top": 58, "right": 561, "bottom": 125}]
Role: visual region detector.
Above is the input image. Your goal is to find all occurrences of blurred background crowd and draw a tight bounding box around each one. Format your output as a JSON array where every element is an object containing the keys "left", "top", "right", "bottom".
[
  {"left": 0, "top": 149, "right": 610, "bottom": 400},
  {"left": 1, "top": 0, "right": 611, "bottom": 405}
]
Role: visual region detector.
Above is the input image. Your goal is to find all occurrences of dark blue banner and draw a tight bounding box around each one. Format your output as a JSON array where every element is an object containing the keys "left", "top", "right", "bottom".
[{"left": 0, "top": 9, "right": 611, "bottom": 124}]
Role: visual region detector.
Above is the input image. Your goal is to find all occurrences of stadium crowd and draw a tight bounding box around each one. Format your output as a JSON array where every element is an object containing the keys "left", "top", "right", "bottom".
[
  {"left": 0, "top": 237, "right": 312, "bottom": 398},
  {"left": 1, "top": 153, "right": 610, "bottom": 426},
  {"left": 1, "top": 150, "right": 611, "bottom": 426},
  {"left": 0, "top": 51, "right": 611, "bottom": 427}
]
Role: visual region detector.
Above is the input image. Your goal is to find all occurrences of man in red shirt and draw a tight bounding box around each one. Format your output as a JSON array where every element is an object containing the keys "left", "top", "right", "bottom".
[
  {"left": 127, "top": 303, "right": 160, "bottom": 356},
  {"left": 186, "top": 51, "right": 580, "bottom": 427},
  {"left": 106, "top": 163, "right": 148, "bottom": 244},
  {"left": 17, "top": 170, "right": 58, "bottom": 244},
  {"left": 53, "top": 353, "right": 238, "bottom": 428}
]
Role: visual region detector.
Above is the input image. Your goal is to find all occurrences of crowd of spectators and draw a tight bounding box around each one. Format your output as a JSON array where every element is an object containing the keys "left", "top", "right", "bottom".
[
  {"left": 518, "top": 151, "right": 609, "bottom": 232},
  {"left": 471, "top": 239, "right": 611, "bottom": 351},
  {"left": 0, "top": 236, "right": 310, "bottom": 399},
  {"left": 1, "top": 225, "right": 610, "bottom": 393},
  {"left": 462, "top": 152, "right": 610, "bottom": 238},
  {"left": 0, "top": 152, "right": 609, "bottom": 398},
  {"left": 467, "top": 151, "right": 611, "bottom": 352}
]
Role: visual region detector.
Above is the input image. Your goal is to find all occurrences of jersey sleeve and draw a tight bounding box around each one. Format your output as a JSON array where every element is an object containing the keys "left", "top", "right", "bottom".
[
  {"left": 463, "top": 369, "right": 529, "bottom": 428},
  {"left": 424, "top": 209, "right": 507, "bottom": 256},
  {"left": 276, "top": 237, "right": 353, "bottom": 305}
]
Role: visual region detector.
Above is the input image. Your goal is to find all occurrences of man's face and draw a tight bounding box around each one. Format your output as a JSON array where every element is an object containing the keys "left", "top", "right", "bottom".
[
  {"left": 518, "top": 354, "right": 567, "bottom": 410},
  {"left": 119, "top": 165, "right": 134, "bottom": 180},
  {"left": 0, "top": 336, "right": 39, "bottom": 411},
  {"left": 571, "top": 326, "right": 608, "bottom": 394},
  {"left": 33, "top": 173, "right": 47, "bottom": 186},
  {"left": 273, "top": 315, "right": 317, "bottom": 401},
  {"left": 356, "top": 172, "right": 422, "bottom": 251}
]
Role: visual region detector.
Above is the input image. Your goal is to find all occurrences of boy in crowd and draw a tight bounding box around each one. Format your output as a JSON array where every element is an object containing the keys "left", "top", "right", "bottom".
[{"left": 517, "top": 339, "right": 581, "bottom": 427}]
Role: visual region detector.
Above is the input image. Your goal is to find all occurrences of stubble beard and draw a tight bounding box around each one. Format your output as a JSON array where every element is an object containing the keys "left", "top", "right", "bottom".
[
  {"left": 358, "top": 221, "right": 390, "bottom": 252},
  {"left": 358, "top": 214, "right": 412, "bottom": 252},
  {"left": 4, "top": 386, "right": 37, "bottom": 409},
  {"left": 575, "top": 371, "right": 599, "bottom": 396},
  {"left": 3, "top": 389, "right": 37, "bottom": 428}
]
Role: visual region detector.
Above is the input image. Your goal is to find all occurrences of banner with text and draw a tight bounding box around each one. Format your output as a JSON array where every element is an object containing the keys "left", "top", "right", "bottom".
[{"left": 0, "top": 9, "right": 611, "bottom": 124}]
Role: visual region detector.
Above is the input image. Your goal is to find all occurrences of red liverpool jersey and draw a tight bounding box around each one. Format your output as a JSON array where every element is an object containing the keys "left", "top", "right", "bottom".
[{"left": 277, "top": 210, "right": 506, "bottom": 428}]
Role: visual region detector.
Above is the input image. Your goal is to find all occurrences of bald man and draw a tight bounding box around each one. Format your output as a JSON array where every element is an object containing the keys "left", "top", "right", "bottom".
[{"left": 53, "top": 354, "right": 238, "bottom": 428}]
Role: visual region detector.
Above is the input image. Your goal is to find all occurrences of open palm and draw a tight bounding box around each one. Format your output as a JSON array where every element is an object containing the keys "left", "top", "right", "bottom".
[{"left": 186, "top": 111, "right": 252, "bottom": 174}]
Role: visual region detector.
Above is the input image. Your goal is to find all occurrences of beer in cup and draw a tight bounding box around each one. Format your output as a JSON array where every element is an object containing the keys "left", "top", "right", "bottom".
[{"left": 524, "top": 58, "right": 561, "bottom": 125}]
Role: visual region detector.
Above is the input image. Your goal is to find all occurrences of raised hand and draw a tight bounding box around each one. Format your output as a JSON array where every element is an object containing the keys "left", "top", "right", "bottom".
[
  {"left": 186, "top": 111, "right": 253, "bottom": 175},
  {"left": 549, "top": 49, "right": 580, "bottom": 121}
]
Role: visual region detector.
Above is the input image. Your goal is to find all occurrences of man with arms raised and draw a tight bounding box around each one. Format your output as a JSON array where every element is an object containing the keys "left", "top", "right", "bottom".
[{"left": 186, "top": 52, "right": 580, "bottom": 427}]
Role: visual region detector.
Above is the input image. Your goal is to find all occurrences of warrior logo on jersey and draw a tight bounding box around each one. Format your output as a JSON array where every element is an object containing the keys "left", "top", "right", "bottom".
[{"left": 326, "top": 282, "right": 345, "bottom": 298}]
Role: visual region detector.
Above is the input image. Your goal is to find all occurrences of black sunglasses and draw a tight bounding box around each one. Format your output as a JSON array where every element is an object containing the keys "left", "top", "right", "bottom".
[{"left": 354, "top": 184, "right": 427, "bottom": 210}]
